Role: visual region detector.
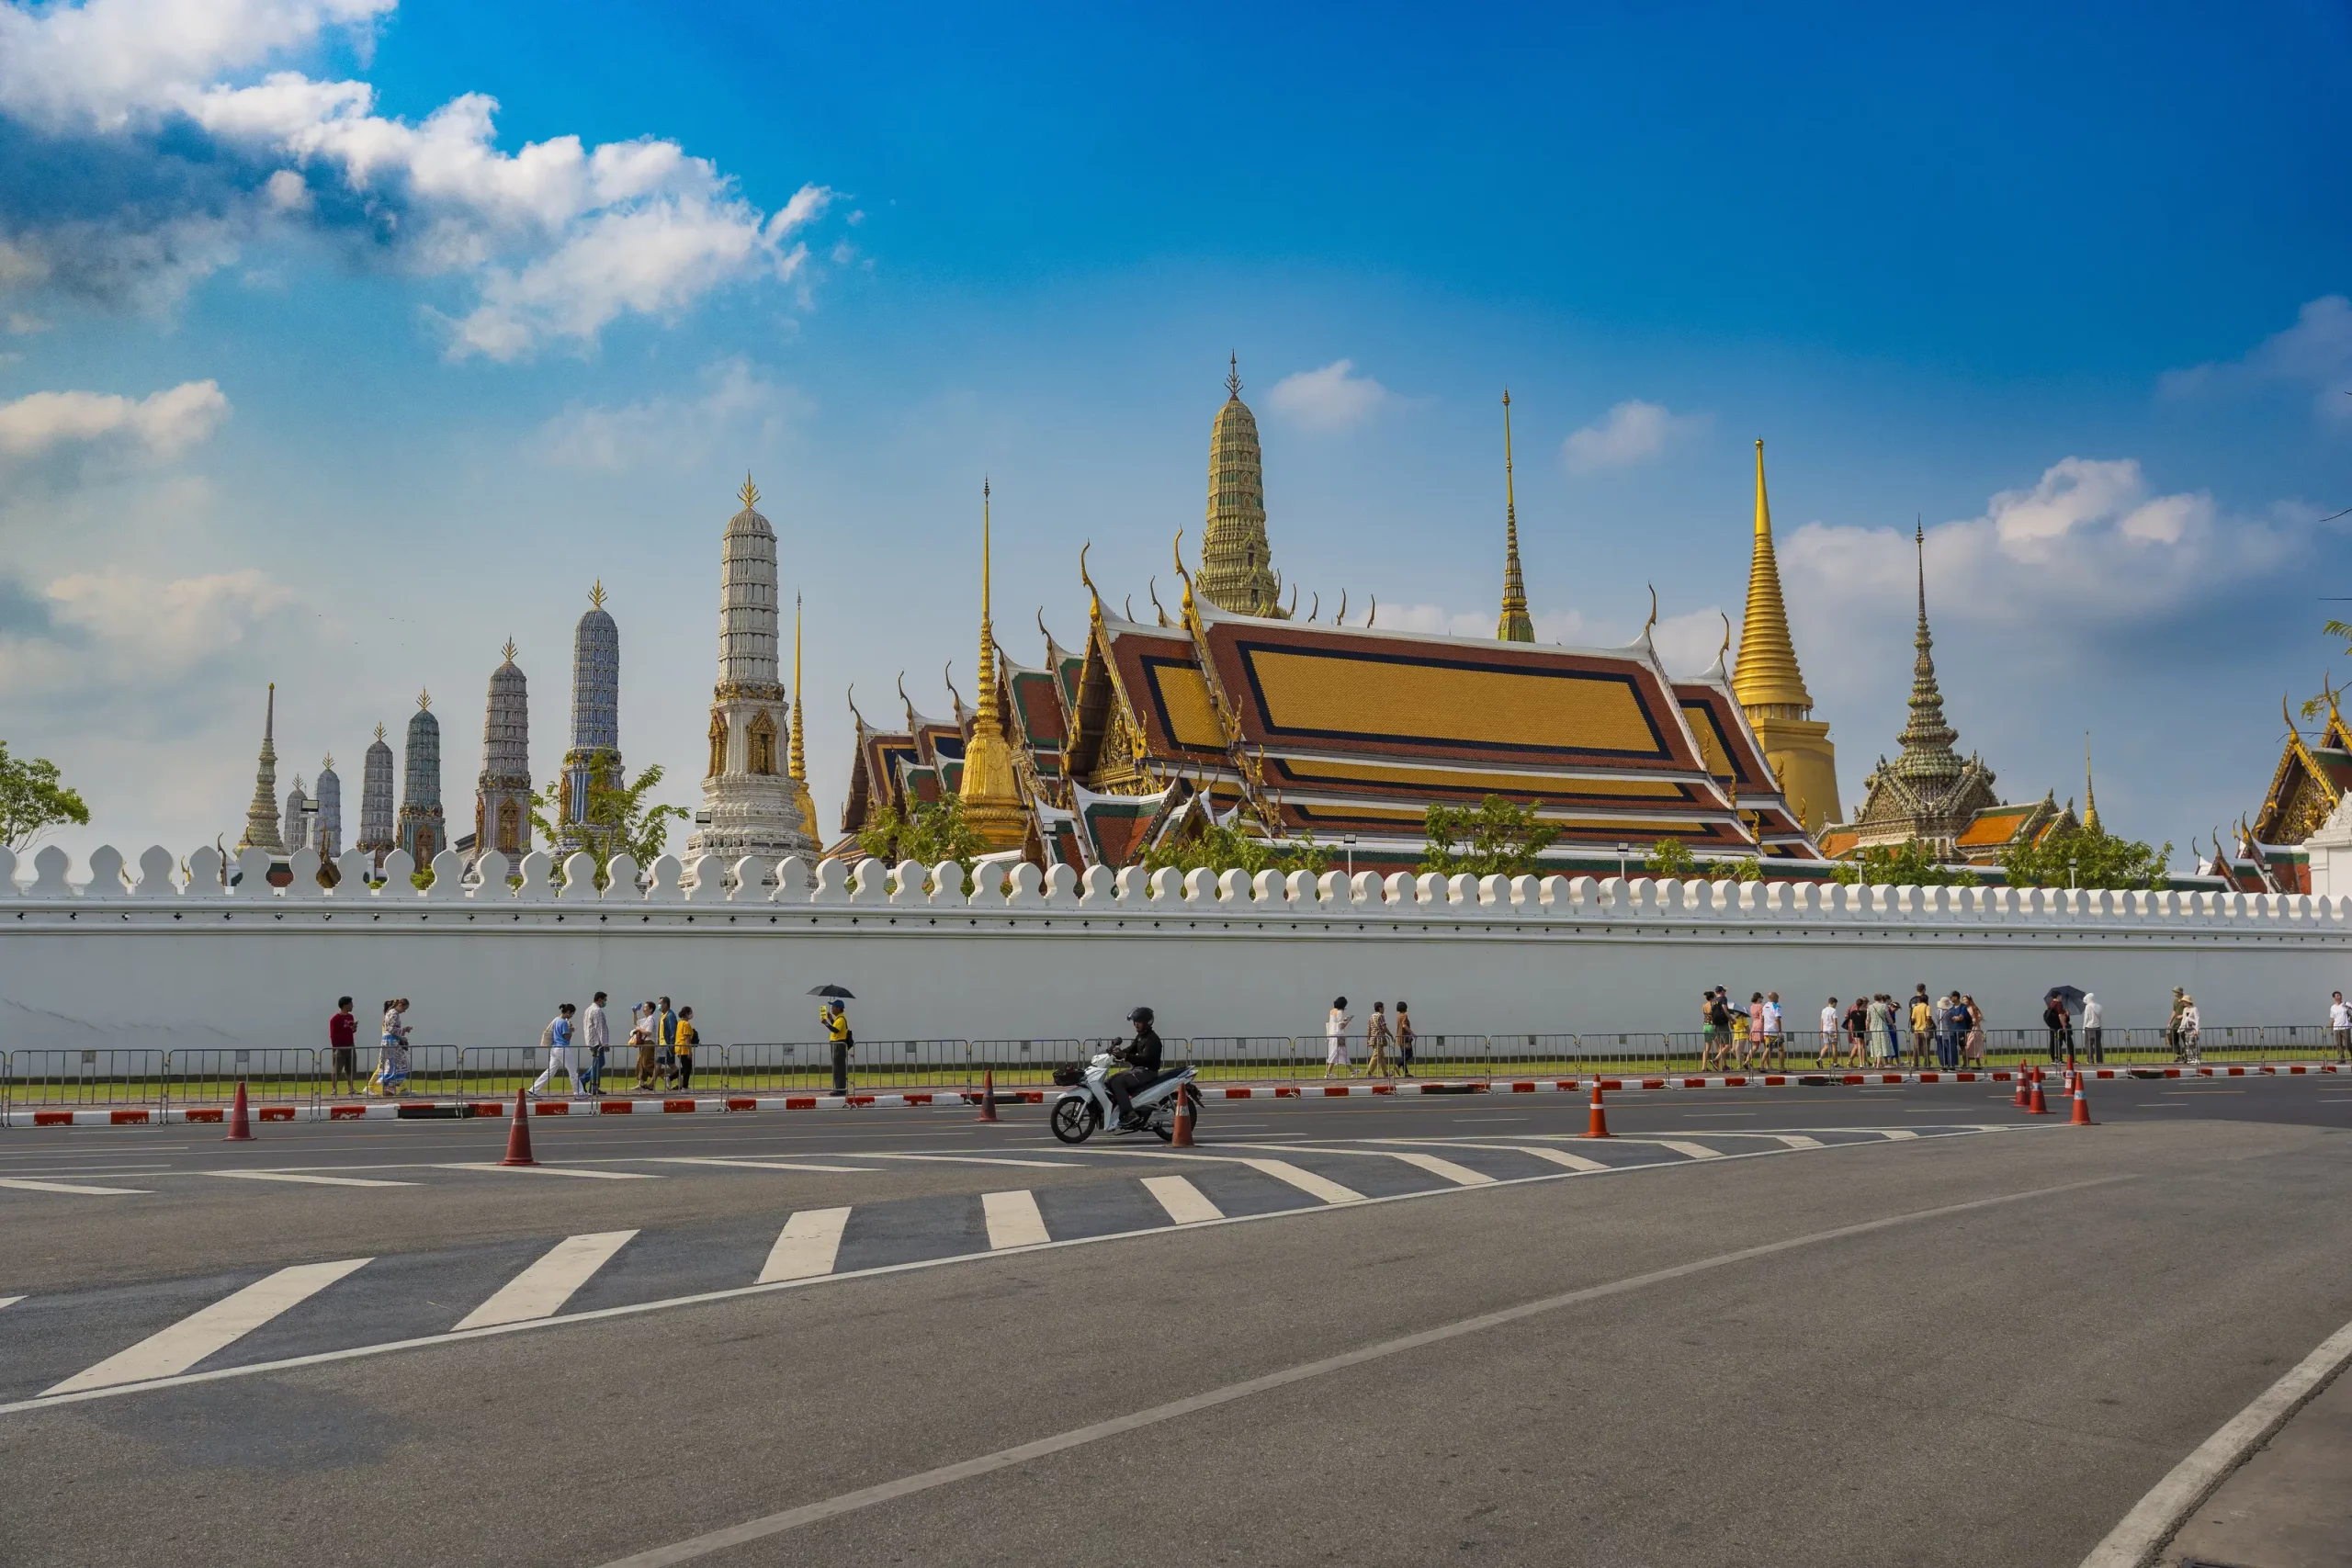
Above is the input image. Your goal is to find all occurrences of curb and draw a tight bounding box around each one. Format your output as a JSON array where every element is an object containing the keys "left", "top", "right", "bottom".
[{"left": 8, "top": 1062, "right": 2341, "bottom": 1126}]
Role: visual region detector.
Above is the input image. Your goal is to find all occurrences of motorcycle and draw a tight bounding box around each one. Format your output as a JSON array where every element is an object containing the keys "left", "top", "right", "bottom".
[{"left": 1049, "top": 1048, "right": 1201, "bottom": 1145}]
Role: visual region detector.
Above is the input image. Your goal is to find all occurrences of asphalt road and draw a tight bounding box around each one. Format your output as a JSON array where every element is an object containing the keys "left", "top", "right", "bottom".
[{"left": 4, "top": 1080, "right": 2348, "bottom": 1565}]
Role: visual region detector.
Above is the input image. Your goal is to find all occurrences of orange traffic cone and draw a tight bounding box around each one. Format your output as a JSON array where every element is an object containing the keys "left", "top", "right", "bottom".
[
  {"left": 501, "top": 1083, "right": 537, "bottom": 1166},
  {"left": 2026, "top": 1067, "right": 2051, "bottom": 1116},
  {"left": 1583, "top": 1080, "right": 1613, "bottom": 1139},
  {"left": 1170, "top": 1085, "right": 1195, "bottom": 1147},
  {"left": 224, "top": 1079, "right": 254, "bottom": 1142},
  {"left": 974, "top": 1067, "right": 999, "bottom": 1122},
  {"left": 2012, "top": 1069, "right": 2029, "bottom": 1108},
  {"left": 2070, "top": 1080, "right": 2095, "bottom": 1125}
]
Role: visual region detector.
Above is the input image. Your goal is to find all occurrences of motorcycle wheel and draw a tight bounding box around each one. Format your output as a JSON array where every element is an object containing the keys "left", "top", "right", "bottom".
[
  {"left": 1049, "top": 1098, "right": 1098, "bottom": 1145},
  {"left": 1148, "top": 1090, "right": 1194, "bottom": 1143}
]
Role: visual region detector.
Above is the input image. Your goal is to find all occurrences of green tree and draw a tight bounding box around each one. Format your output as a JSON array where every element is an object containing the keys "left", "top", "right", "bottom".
[
  {"left": 1829, "top": 838, "right": 1982, "bottom": 887},
  {"left": 1642, "top": 836, "right": 1697, "bottom": 878},
  {"left": 857, "top": 794, "right": 988, "bottom": 876},
  {"left": 1999, "top": 819, "right": 2171, "bottom": 890},
  {"left": 1421, "top": 795, "right": 1558, "bottom": 878},
  {"left": 0, "top": 740, "right": 89, "bottom": 852},
  {"left": 530, "top": 760, "right": 690, "bottom": 889},
  {"left": 1138, "top": 814, "right": 1330, "bottom": 878}
]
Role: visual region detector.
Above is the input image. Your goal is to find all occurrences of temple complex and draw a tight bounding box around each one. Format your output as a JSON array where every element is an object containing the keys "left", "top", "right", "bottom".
[
  {"left": 358, "top": 725, "right": 395, "bottom": 866},
  {"left": 282, "top": 776, "right": 308, "bottom": 852},
  {"left": 837, "top": 367, "right": 1823, "bottom": 876},
  {"left": 684, "top": 477, "right": 817, "bottom": 868},
  {"left": 396, "top": 692, "right": 445, "bottom": 867},
  {"left": 471, "top": 641, "right": 531, "bottom": 871},
  {"left": 560, "top": 583, "right": 623, "bottom": 858},
  {"left": 2206, "top": 691, "right": 2352, "bottom": 892},
  {"left": 235, "top": 684, "right": 287, "bottom": 857},
  {"left": 313, "top": 755, "right": 342, "bottom": 862},
  {"left": 1731, "top": 441, "right": 1838, "bottom": 831}
]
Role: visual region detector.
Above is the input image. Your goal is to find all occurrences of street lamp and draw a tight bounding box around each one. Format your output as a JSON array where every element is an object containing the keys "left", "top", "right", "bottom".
[
  {"left": 1617, "top": 841, "right": 1632, "bottom": 883},
  {"left": 1342, "top": 833, "right": 1357, "bottom": 880},
  {"left": 2068, "top": 855, "right": 2078, "bottom": 891}
]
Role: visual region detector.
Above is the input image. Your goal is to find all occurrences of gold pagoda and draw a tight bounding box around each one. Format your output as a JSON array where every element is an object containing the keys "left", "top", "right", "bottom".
[{"left": 1731, "top": 441, "right": 1838, "bottom": 832}]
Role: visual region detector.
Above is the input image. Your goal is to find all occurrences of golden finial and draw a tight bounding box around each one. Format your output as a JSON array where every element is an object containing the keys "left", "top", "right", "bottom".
[
  {"left": 588, "top": 581, "right": 606, "bottom": 609},
  {"left": 322, "top": 752, "right": 334, "bottom": 770},
  {"left": 1227, "top": 352, "right": 1241, "bottom": 400},
  {"left": 416, "top": 688, "right": 431, "bottom": 711},
  {"left": 739, "top": 473, "right": 760, "bottom": 511},
  {"left": 1172, "top": 527, "right": 1189, "bottom": 582},
  {"left": 374, "top": 722, "right": 386, "bottom": 742},
  {"left": 790, "top": 593, "right": 808, "bottom": 782},
  {"left": 501, "top": 637, "right": 518, "bottom": 663}
]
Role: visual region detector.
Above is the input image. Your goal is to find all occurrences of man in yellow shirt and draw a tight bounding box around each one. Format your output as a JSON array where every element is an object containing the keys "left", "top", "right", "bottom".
[
  {"left": 821, "top": 999, "right": 852, "bottom": 1096},
  {"left": 1908, "top": 988, "right": 1933, "bottom": 1070}
]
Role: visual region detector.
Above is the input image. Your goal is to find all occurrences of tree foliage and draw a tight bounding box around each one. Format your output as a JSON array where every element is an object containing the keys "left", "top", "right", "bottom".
[
  {"left": 1421, "top": 795, "right": 1558, "bottom": 878},
  {"left": 1642, "top": 836, "right": 1696, "bottom": 879},
  {"left": 1829, "top": 838, "right": 1982, "bottom": 887},
  {"left": 857, "top": 793, "right": 987, "bottom": 875},
  {"left": 1138, "top": 814, "right": 1330, "bottom": 878},
  {"left": 0, "top": 740, "right": 89, "bottom": 852},
  {"left": 1999, "top": 819, "right": 2171, "bottom": 890},
  {"left": 530, "top": 758, "right": 690, "bottom": 888}
]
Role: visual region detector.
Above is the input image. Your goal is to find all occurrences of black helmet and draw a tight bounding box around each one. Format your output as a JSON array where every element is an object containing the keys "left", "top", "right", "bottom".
[{"left": 1127, "top": 1007, "right": 1155, "bottom": 1026}]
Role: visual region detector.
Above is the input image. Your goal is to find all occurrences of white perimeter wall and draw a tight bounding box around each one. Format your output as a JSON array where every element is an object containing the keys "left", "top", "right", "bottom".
[{"left": 3, "top": 843, "right": 2349, "bottom": 1055}]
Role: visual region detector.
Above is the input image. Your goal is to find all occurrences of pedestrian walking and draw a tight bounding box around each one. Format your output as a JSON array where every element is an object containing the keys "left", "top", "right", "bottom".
[
  {"left": 1324, "top": 998, "right": 1352, "bottom": 1078},
  {"left": 2043, "top": 995, "right": 2073, "bottom": 1063},
  {"left": 1818, "top": 997, "right": 1839, "bottom": 1068},
  {"left": 1866, "top": 994, "right": 1894, "bottom": 1065},
  {"left": 1761, "top": 991, "right": 1784, "bottom": 1070},
  {"left": 655, "top": 996, "right": 679, "bottom": 1089},
  {"left": 630, "top": 1002, "right": 658, "bottom": 1091},
  {"left": 2330, "top": 991, "right": 2350, "bottom": 1062},
  {"left": 373, "top": 998, "right": 413, "bottom": 1096},
  {"left": 2080, "top": 991, "right": 2105, "bottom": 1065},
  {"left": 1698, "top": 989, "right": 1722, "bottom": 1070},
  {"left": 582, "top": 991, "right": 610, "bottom": 1096},
  {"left": 1396, "top": 1001, "right": 1416, "bottom": 1077},
  {"left": 2167, "top": 987, "right": 2188, "bottom": 1061},
  {"left": 2179, "top": 996, "right": 2202, "bottom": 1062},
  {"left": 1962, "top": 995, "right": 1986, "bottom": 1066},
  {"left": 1938, "top": 993, "right": 1966, "bottom": 1069},
  {"left": 1730, "top": 1004, "right": 1751, "bottom": 1069},
  {"left": 1843, "top": 994, "right": 1869, "bottom": 1067},
  {"left": 328, "top": 996, "right": 360, "bottom": 1097},
  {"left": 821, "top": 998, "right": 853, "bottom": 1094},
  {"left": 1908, "top": 986, "right": 1933, "bottom": 1069},
  {"left": 530, "top": 1003, "right": 585, "bottom": 1098},
  {"left": 1363, "top": 1002, "right": 1396, "bottom": 1077},
  {"left": 673, "top": 1007, "right": 698, "bottom": 1090}
]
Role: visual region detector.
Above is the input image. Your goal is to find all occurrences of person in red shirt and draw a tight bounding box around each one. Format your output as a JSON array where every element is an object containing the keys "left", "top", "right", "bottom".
[{"left": 329, "top": 997, "right": 360, "bottom": 1097}]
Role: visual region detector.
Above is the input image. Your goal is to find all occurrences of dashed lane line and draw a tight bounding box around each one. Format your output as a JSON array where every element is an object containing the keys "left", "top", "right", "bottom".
[
  {"left": 42, "top": 1258, "right": 371, "bottom": 1395},
  {"left": 454, "top": 1232, "right": 639, "bottom": 1331},
  {"left": 759, "top": 1209, "right": 852, "bottom": 1283},
  {"left": 0, "top": 1178, "right": 150, "bottom": 1196},
  {"left": 205, "top": 1171, "right": 415, "bottom": 1189},
  {"left": 652, "top": 1158, "right": 879, "bottom": 1175},
  {"left": 863, "top": 1154, "right": 1082, "bottom": 1170},
  {"left": 1140, "top": 1175, "right": 1222, "bottom": 1224},
  {"left": 439, "top": 1164, "right": 663, "bottom": 1180},
  {"left": 982, "top": 1190, "right": 1051, "bottom": 1249}
]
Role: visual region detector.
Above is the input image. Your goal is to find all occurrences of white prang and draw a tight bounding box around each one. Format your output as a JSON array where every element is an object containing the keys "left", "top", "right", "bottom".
[{"left": 684, "top": 479, "right": 817, "bottom": 877}]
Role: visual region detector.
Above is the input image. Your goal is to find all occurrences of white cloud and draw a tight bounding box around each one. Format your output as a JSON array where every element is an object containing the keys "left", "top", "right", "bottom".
[
  {"left": 529, "top": 357, "right": 803, "bottom": 471},
  {"left": 1561, "top": 399, "right": 1706, "bottom": 475},
  {"left": 1266, "top": 359, "right": 1392, "bottom": 433},
  {"left": 0, "top": 565, "right": 297, "bottom": 704},
  {"left": 0, "top": 378, "right": 229, "bottom": 458},
  {"left": 0, "top": 0, "right": 834, "bottom": 355},
  {"left": 2160, "top": 295, "right": 2352, "bottom": 420}
]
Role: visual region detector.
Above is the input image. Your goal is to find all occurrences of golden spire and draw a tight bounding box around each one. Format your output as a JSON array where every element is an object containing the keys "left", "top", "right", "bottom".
[
  {"left": 959, "top": 477, "right": 1026, "bottom": 849},
  {"left": 738, "top": 473, "right": 760, "bottom": 511},
  {"left": 1497, "top": 388, "right": 1533, "bottom": 642},
  {"left": 2084, "top": 733, "right": 2101, "bottom": 834},
  {"left": 788, "top": 592, "right": 817, "bottom": 833},
  {"left": 1731, "top": 439, "right": 1813, "bottom": 713},
  {"left": 322, "top": 752, "right": 334, "bottom": 771},
  {"left": 416, "top": 688, "right": 431, "bottom": 711},
  {"left": 588, "top": 580, "right": 607, "bottom": 610},
  {"left": 501, "top": 637, "right": 518, "bottom": 663},
  {"left": 374, "top": 722, "right": 386, "bottom": 742}
]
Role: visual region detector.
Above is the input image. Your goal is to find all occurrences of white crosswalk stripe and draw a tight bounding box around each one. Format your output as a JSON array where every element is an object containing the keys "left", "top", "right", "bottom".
[
  {"left": 454, "top": 1232, "right": 638, "bottom": 1330},
  {"left": 207, "top": 1171, "right": 414, "bottom": 1188},
  {"left": 1141, "top": 1175, "right": 1223, "bottom": 1224},
  {"left": 759, "top": 1208, "right": 852, "bottom": 1283},
  {"left": 1628, "top": 1139, "right": 1724, "bottom": 1160},
  {"left": 0, "top": 1296, "right": 23, "bottom": 1312},
  {"left": 0, "top": 1178, "right": 149, "bottom": 1196},
  {"left": 1880, "top": 1130, "right": 1922, "bottom": 1141},
  {"left": 1378, "top": 1151, "right": 1495, "bottom": 1187},
  {"left": 1491, "top": 1145, "right": 1612, "bottom": 1172},
  {"left": 1769, "top": 1135, "right": 1826, "bottom": 1150},
  {"left": 1238, "top": 1158, "right": 1363, "bottom": 1205},
  {"left": 44, "top": 1258, "right": 371, "bottom": 1395},
  {"left": 982, "top": 1189, "right": 1050, "bottom": 1249}
]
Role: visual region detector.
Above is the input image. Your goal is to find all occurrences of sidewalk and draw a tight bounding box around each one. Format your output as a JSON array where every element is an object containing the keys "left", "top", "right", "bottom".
[{"left": 2164, "top": 1359, "right": 2352, "bottom": 1566}]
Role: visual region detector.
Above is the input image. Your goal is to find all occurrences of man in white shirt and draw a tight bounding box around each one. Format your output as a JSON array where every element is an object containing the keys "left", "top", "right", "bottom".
[
  {"left": 582, "top": 992, "right": 610, "bottom": 1097},
  {"left": 1760, "top": 992, "right": 1784, "bottom": 1069},
  {"left": 1818, "top": 998, "right": 1839, "bottom": 1067},
  {"left": 1324, "top": 997, "right": 1352, "bottom": 1079},
  {"left": 2081, "top": 991, "right": 2105, "bottom": 1064},
  {"left": 2331, "top": 992, "right": 2350, "bottom": 1062}
]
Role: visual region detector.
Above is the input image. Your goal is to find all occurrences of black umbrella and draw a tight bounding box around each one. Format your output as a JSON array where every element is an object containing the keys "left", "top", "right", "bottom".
[
  {"left": 2045, "top": 985, "right": 2086, "bottom": 1009},
  {"left": 807, "top": 984, "right": 857, "bottom": 999}
]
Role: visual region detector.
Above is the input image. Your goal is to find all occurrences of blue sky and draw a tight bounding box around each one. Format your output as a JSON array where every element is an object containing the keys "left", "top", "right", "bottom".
[{"left": 2, "top": 0, "right": 2348, "bottom": 864}]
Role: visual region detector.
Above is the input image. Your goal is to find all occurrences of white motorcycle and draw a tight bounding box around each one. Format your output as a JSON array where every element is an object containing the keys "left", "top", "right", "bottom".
[{"left": 1049, "top": 1049, "right": 1201, "bottom": 1145}]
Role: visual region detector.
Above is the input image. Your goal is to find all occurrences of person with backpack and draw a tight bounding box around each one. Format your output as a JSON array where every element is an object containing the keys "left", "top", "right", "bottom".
[
  {"left": 530, "top": 1002, "right": 584, "bottom": 1098},
  {"left": 630, "top": 1002, "right": 658, "bottom": 1091}
]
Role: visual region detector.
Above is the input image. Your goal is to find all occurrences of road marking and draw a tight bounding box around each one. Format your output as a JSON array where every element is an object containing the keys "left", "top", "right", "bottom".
[
  {"left": 1619, "top": 1138, "right": 1724, "bottom": 1160},
  {"left": 1490, "top": 1145, "right": 1612, "bottom": 1172},
  {"left": 440, "top": 1164, "right": 663, "bottom": 1180},
  {"left": 1379, "top": 1151, "right": 1495, "bottom": 1187},
  {"left": 981, "top": 1190, "right": 1050, "bottom": 1249},
  {"left": 860, "top": 1154, "right": 1080, "bottom": 1169},
  {"left": 590, "top": 1178, "right": 2131, "bottom": 1568},
  {"left": 1878, "top": 1130, "right": 1921, "bottom": 1142},
  {"left": 2078, "top": 1312, "right": 2352, "bottom": 1568},
  {"left": 0, "top": 1178, "right": 150, "bottom": 1196},
  {"left": 653, "top": 1158, "right": 877, "bottom": 1174},
  {"left": 206, "top": 1170, "right": 415, "bottom": 1189},
  {"left": 1141, "top": 1175, "right": 1222, "bottom": 1224},
  {"left": 44, "top": 1258, "right": 370, "bottom": 1395},
  {"left": 454, "top": 1232, "right": 638, "bottom": 1330},
  {"left": 1768, "top": 1134, "right": 1826, "bottom": 1149},
  {"left": 0, "top": 1296, "right": 22, "bottom": 1312},
  {"left": 1238, "top": 1158, "right": 1363, "bottom": 1205},
  {"left": 758, "top": 1209, "right": 852, "bottom": 1283}
]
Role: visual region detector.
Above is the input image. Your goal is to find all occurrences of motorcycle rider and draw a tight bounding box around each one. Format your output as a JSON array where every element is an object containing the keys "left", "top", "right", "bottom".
[{"left": 1107, "top": 1006, "right": 1163, "bottom": 1131}]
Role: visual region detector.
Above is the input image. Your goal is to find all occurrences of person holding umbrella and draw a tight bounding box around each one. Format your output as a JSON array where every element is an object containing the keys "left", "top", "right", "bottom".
[{"left": 812, "top": 986, "right": 855, "bottom": 1095}]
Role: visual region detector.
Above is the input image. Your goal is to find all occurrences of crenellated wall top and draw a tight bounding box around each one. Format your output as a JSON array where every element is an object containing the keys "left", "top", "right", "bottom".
[{"left": 0, "top": 842, "right": 2344, "bottom": 936}]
